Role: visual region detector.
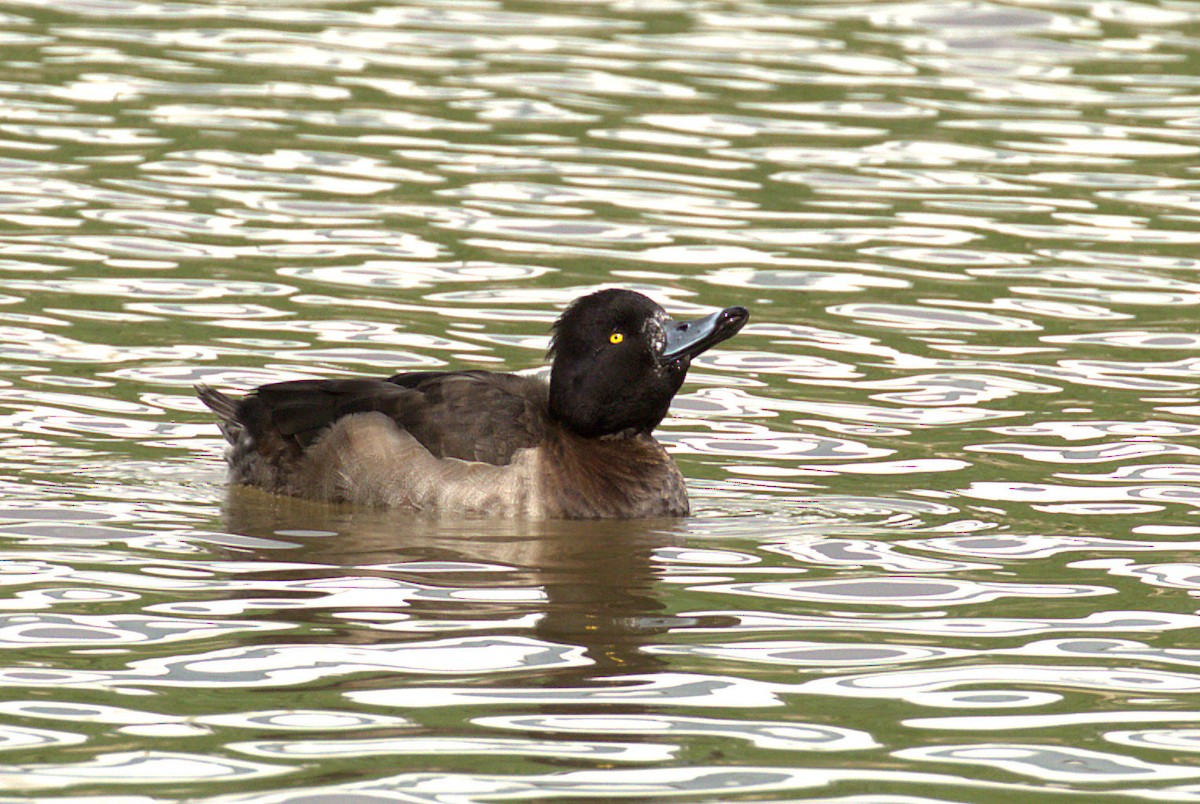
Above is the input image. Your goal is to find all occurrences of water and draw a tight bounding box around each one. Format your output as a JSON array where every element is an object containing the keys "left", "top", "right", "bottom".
[{"left": 2, "top": 0, "right": 1200, "bottom": 799}]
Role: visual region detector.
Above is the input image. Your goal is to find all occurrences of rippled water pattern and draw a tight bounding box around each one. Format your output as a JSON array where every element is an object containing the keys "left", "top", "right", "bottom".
[{"left": 4, "top": 0, "right": 1200, "bottom": 799}]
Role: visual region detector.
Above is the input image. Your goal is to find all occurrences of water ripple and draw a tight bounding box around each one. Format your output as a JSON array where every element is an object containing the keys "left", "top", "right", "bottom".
[
  {"left": 474, "top": 713, "right": 877, "bottom": 752},
  {"left": 702, "top": 577, "right": 1109, "bottom": 608},
  {"left": 901, "top": 742, "right": 1200, "bottom": 784},
  {"left": 0, "top": 750, "right": 289, "bottom": 791},
  {"left": 3, "top": 0, "right": 1200, "bottom": 799}
]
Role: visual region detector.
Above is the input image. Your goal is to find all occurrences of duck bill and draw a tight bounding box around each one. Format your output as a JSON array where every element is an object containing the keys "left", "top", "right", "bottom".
[{"left": 660, "top": 306, "right": 749, "bottom": 364}]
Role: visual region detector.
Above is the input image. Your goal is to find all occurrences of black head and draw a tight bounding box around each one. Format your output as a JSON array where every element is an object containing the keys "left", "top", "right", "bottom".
[{"left": 547, "top": 289, "right": 749, "bottom": 438}]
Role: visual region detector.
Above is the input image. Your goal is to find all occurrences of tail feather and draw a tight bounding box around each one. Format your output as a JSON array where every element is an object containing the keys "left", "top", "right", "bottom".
[
  {"left": 195, "top": 384, "right": 298, "bottom": 491},
  {"left": 195, "top": 385, "right": 242, "bottom": 445}
]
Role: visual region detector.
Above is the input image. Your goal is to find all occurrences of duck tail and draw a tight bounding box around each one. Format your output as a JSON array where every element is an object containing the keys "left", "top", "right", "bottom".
[{"left": 195, "top": 385, "right": 242, "bottom": 445}]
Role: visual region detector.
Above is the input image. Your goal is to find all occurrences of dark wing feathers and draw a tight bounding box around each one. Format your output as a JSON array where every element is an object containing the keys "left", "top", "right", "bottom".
[
  {"left": 253, "top": 379, "right": 408, "bottom": 445},
  {"left": 197, "top": 371, "right": 547, "bottom": 467},
  {"left": 388, "top": 371, "right": 546, "bottom": 464}
]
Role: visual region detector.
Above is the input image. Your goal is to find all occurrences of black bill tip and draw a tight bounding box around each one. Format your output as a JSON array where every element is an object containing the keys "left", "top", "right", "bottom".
[{"left": 661, "top": 305, "right": 749, "bottom": 363}]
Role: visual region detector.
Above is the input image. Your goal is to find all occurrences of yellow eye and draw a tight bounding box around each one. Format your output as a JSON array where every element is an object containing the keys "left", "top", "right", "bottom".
[{"left": 609, "top": 332, "right": 624, "bottom": 344}]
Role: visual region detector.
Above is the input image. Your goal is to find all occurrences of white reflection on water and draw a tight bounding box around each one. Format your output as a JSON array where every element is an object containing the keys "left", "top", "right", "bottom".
[
  {"left": 799, "top": 663, "right": 1200, "bottom": 703},
  {"left": 0, "top": 725, "right": 86, "bottom": 751},
  {"left": 203, "top": 765, "right": 1067, "bottom": 802},
  {"left": 349, "top": 673, "right": 790, "bottom": 709},
  {"left": 0, "top": 612, "right": 285, "bottom": 647},
  {"left": 0, "top": 636, "right": 589, "bottom": 688},
  {"left": 0, "top": 751, "right": 289, "bottom": 791},
  {"left": 646, "top": 640, "right": 966, "bottom": 668},
  {"left": 231, "top": 735, "right": 677, "bottom": 762},
  {"left": 680, "top": 609, "right": 1200, "bottom": 638},
  {"left": 474, "top": 713, "right": 877, "bottom": 752},
  {"left": 896, "top": 743, "right": 1200, "bottom": 784},
  {"left": 2, "top": 0, "right": 1200, "bottom": 799},
  {"left": 701, "top": 577, "right": 1110, "bottom": 608}
]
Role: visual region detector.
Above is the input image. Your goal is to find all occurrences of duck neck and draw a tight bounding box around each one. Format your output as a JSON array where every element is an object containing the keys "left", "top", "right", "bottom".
[{"left": 538, "top": 425, "right": 687, "bottom": 518}]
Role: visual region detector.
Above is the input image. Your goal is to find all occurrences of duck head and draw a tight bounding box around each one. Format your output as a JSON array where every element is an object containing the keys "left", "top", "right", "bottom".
[{"left": 548, "top": 289, "right": 749, "bottom": 438}]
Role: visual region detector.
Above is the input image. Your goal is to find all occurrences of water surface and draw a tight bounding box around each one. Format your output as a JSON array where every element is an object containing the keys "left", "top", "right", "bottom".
[{"left": 2, "top": 0, "right": 1200, "bottom": 799}]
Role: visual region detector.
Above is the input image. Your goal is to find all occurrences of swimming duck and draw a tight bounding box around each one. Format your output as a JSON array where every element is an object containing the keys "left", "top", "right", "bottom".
[{"left": 196, "top": 289, "right": 748, "bottom": 519}]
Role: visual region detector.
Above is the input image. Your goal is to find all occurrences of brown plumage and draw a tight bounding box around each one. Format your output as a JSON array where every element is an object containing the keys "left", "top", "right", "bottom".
[{"left": 197, "top": 289, "right": 747, "bottom": 518}]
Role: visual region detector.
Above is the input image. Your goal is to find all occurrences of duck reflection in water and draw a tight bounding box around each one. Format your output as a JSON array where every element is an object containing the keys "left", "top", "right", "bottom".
[
  {"left": 223, "top": 490, "right": 699, "bottom": 675},
  {"left": 198, "top": 289, "right": 748, "bottom": 519}
]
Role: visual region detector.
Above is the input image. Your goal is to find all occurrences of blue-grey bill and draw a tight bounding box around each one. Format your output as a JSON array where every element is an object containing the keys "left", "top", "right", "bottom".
[{"left": 661, "top": 306, "right": 749, "bottom": 363}]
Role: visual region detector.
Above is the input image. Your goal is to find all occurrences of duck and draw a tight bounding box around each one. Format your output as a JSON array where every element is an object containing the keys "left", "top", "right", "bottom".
[{"left": 196, "top": 288, "right": 748, "bottom": 519}]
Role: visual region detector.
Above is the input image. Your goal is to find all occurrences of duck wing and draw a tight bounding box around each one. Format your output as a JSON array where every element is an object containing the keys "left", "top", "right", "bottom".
[
  {"left": 198, "top": 371, "right": 547, "bottom": 468},
  {"left": 385, "top": 370, "right": 548, "bottom": 464}
]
